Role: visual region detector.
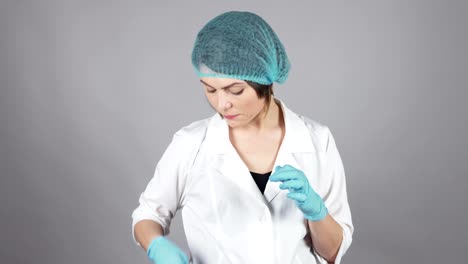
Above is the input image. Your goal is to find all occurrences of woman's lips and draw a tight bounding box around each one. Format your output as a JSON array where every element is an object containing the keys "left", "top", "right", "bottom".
[{"left": 224, "top": 114, "right": 239, "bottom": 120}]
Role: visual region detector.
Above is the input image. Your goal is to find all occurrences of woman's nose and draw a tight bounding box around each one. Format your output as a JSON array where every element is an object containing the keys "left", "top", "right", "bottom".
[{"left": 218, "top": 93, "right": 232, "bottom": 110}]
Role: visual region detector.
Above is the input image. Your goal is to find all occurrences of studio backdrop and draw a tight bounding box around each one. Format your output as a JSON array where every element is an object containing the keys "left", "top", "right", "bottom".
[{"left": 1, "top": 1, "right": 467, "bottom": 263}]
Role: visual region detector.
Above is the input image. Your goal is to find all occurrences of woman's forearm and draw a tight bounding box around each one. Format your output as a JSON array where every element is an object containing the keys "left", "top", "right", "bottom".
[
  {"left": 134, "top": 220, "right": 164, "bottom": 251},
  {"left": 308, "top": 214, "right": 343, "bottom": 263}
]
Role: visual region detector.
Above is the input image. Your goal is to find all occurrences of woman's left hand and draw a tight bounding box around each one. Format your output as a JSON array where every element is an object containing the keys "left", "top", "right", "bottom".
[{"left": 270, "top": 164, "right": 328, "bottom": 221}]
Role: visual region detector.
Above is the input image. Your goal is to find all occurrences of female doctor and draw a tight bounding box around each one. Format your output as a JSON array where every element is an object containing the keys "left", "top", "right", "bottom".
[{"left": 131, "top": 11, "right": 353, "bottom": 264}]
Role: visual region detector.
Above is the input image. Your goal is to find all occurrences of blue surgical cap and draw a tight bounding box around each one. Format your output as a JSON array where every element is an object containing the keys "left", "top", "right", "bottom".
[{"left": 191, "top": 11, "right": 291, "bottom": 85}]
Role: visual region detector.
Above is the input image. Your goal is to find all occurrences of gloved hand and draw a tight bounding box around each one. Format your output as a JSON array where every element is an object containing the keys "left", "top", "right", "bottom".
[
  {"left": 146, "top": 236, "right": 189, "bottom": 264},
  {"left": 270, "top": 164, "right": 328, "bottom": 221}
]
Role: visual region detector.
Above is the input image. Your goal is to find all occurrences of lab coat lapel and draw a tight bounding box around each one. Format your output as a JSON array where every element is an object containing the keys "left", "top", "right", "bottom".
[
  {"left": 204, "top": 98, "right": 316, "bottom": 204},
  {"left": 205, "top": 113, "right": 267, "bottom": 203},
  {"left": 220, "top": 150, "right": 267, "bottom": 202},
  {"left": 263, "top": 99, "right": 316, "bottom": 203},
  {"left": 264, "top": 148, "right": 301, "bottom": 203}
]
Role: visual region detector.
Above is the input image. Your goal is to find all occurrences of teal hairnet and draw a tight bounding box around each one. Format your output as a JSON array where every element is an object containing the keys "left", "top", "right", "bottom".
[{"left": 191, "top": 11, "right": 291, "bottom": 85}]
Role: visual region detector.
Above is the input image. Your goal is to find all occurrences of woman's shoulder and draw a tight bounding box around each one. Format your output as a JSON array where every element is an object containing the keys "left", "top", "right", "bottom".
[
  {"left": 296, "top": 114, "right": 328, "bottom": 133},
  {"left": 171, "top": 115, "right": 213, "bottom": 144},
  {"left": 293, "top": 112, "right": 334, "bottom": 153},
  {"left": 159, "top": 116, "right": 213, "bottom": 162},
  {"left": 280, "top": 99, "right": 332, "bottom": 149}
]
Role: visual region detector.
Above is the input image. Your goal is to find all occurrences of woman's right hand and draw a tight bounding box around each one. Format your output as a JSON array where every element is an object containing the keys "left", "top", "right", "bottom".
[{"left": 147, "top": 236, "right": 189, "bottom": 264}]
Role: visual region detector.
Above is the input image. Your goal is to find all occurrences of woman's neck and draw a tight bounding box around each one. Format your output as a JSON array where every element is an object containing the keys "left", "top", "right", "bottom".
[{"left": 233, "top": 97, "right": 284, "bottom": 134}]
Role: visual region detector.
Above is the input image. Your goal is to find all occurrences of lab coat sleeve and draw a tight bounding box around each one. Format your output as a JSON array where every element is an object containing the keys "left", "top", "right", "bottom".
[
  {"left": 131, "top": 129, "right": 201, "bottom": 247},
  {"left": 316, "top": 126, "right": 354, "bottom": 264}
]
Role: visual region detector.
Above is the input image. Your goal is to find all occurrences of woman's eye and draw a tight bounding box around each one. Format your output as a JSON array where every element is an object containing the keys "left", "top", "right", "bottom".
[
  {"left": 207, "top": 89, "right": 216, "bottom": 93},
  {"left": 230, "top": 89, "right": 244, "bottom": 95}
]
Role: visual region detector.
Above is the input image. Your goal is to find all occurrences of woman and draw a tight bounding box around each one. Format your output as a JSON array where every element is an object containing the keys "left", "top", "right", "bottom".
[{"left": 132, "top": 11, "right": 353, "bottom": 264}]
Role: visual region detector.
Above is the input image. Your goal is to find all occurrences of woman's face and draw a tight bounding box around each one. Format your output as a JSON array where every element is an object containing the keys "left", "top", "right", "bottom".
[{"left": 200, "top": 77, "right": 267, "bottom": 128}]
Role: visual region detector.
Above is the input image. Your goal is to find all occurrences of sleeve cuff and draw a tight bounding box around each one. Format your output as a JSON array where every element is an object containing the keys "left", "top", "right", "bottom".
[{"left": 131, "top": 210, "right": 170, "bottom": 247}]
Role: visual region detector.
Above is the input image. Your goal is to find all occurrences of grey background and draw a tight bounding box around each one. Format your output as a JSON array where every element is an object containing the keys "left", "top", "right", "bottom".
[{"left": 1, "top": 0, "right": 467, "bottom": 263}]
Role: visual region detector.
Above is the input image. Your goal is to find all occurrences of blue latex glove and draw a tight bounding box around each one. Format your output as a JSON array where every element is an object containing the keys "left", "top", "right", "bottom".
[
  {"left": 147, "top": 236, "right": 189, "bottom": 264},
  {"left": 270, "top": 164, "right": 328, "bottom": 221}
]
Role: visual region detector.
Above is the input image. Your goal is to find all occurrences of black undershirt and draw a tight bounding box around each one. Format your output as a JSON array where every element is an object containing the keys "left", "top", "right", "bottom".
[{"left": 250, "top": 171, "right": 272, "bottom": 194}]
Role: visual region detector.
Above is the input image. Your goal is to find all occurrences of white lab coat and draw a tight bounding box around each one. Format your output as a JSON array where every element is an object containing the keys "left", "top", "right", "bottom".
[{"left": 132, "top": 98, "right": 354, "bottom": 264}]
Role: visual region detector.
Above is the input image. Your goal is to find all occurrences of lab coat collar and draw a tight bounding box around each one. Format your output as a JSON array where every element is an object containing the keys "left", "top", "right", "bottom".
[{"left": 204, "top": 97, "right": 315, "bottom": 203}]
